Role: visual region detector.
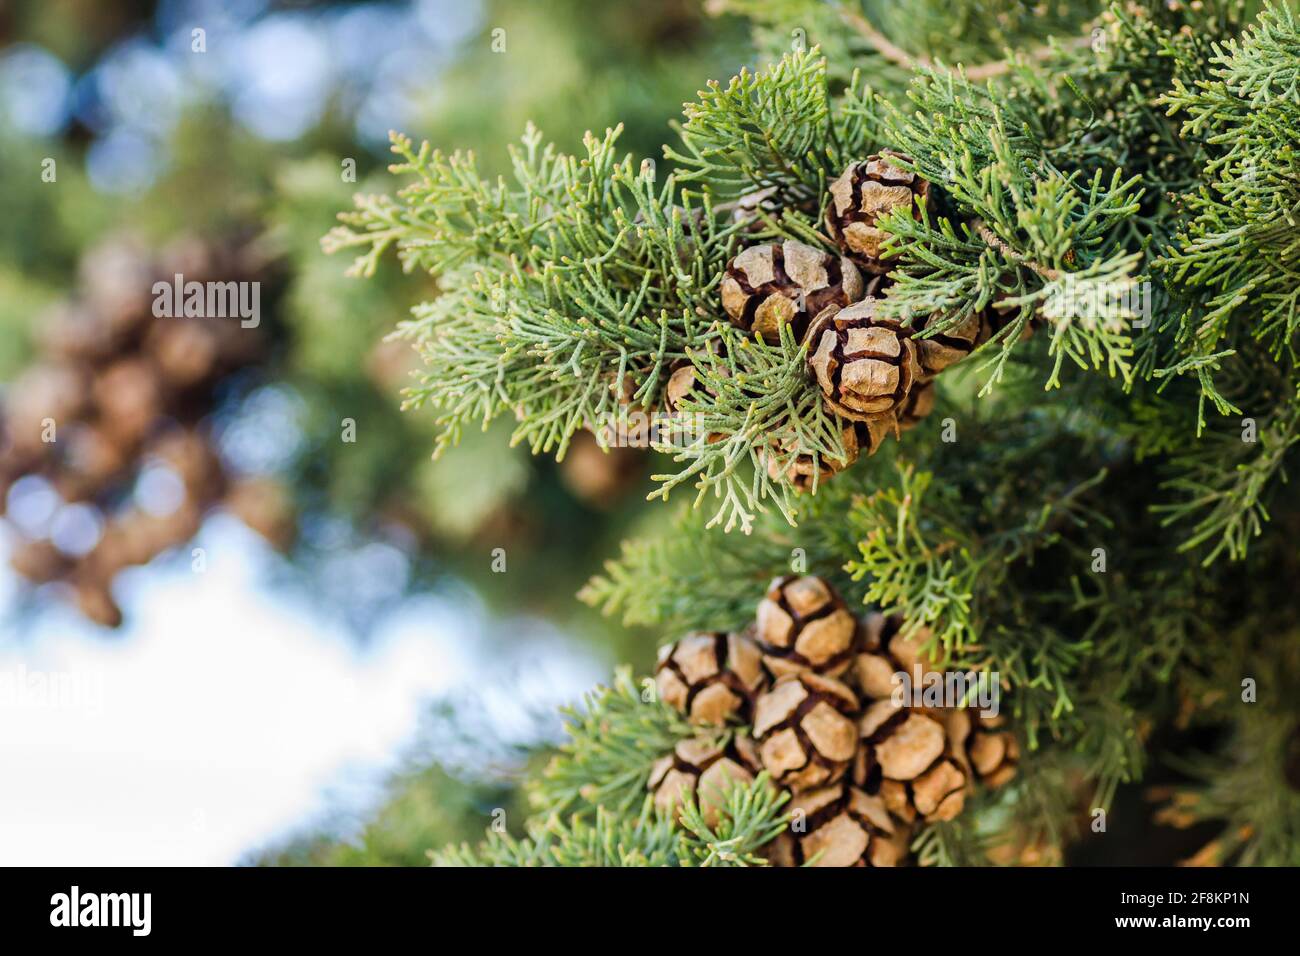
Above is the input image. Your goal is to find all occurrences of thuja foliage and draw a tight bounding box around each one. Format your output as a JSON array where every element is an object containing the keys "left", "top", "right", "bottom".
[{"left": 330, "top": 0, "right": 1300, "bottom": 865}]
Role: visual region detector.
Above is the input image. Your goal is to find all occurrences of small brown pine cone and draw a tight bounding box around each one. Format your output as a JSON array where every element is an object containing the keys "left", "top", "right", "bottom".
[
  {"left": 763, "top": 415, "right": 895, "bottom": 493},
  {"left": 647, "top": 733, "right": 760, "bottom": 824},
  {"left": 766, "top": 783, "right": 913, "bottom": 867},
  {"left": 663, "top": 343, "right": 730, "bottom": 443},
  {"left": 853, "top": 700, "right": 971, "bottom": 823},
  {"left": 40, "top": 303, "right": 117, "bottom": 364},
  {"left": 825, "top": 151, "right": 931, "bottom": 274},
  {"left": 807, "top": 298, "right": 922, "bottom": 421},
  {"left": 911, "top": 310, "right": 985, "bottom": 379},
  {"left": 897, "top": 380, "right": 936, "bottom": 432},
  {"left": 754, "top": 672, "right": 859, "bottom": 792},
  {"left": 967, "top": 713, "right": 1020, "bottom": 788},
  {"left": 655, "top": 631, "right": 769, "bottom": 725},
  {"left": 720, "top": 240, "right": 864, "bottom": 344},
  {"left": 93, "top": 358, "right": 163, "bottom": 447},
  {"left": 78, "top": 238, "right": 155, "bottom": 337},
  {"left": 146, "top": 317, "right": 221, "bottom": 389},
  {"left": 559, "top": 429, "right": 646, "bottom": 507},
  {"left": 5, "top": 362, "right": 91, "bottom": 457},
  {"left": 754, "top": 575, "right": 858, "bottom": 678},
  {"left": 56, "top": 424, "right": 128, "bottom": 501},
  {"left": 664, "top": 362, "right": 708, "bottom": 414},
  {"left": 728, "top": 186, "right": 781, "bottom": 232},
  {"left": 763, "top": 424, "right": 857, "bottom": 494}
]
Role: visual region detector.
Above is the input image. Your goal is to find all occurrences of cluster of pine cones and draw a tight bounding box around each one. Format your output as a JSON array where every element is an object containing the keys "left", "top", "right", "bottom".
[
  {"left": 649, "top": 574, "right": 1018, "bottom": 867},
  {"left": 0, "top": 237, "right": 293, "bottom": 627},
  {"left": 668, "top": 151, "right": 1030, "bottom": 491}
]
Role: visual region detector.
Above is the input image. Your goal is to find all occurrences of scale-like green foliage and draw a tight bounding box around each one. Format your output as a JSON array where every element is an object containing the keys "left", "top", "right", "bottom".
[{"left": 329, "top": 0, "right": 1300, "bottom": 866}]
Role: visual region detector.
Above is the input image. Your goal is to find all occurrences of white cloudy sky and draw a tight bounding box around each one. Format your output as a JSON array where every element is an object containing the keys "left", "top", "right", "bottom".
[{"left": 0, "top": 520, "right": 602, "bottom": 866}]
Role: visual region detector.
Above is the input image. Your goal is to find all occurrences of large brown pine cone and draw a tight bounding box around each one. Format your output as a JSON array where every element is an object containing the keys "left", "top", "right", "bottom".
[
  {"left": 765, "top": 783, "right": 913, "bottom": 867},
  {"left": 853, "top": 700, "right": 971, "bottom": 823},
  {"left": 754, "top": 575, "right": 858, "bottom": 677},
  {"left": 824, "top": 151, "right": 931, "bottom": 274},
  {"left": 807, "top": 298, "right": 922, "bottom": 421},
  {"left": 647, "top": 733, "right": 760, "bottom": 823},
  {"left": 754, "top": 672, "right": 859, "bottom": 792},
  {"left": 655, "top": 631, "right": 769, "bottom": 725},
  {"left": 720, "top": 240, "right": 865, "bottom": 343}
]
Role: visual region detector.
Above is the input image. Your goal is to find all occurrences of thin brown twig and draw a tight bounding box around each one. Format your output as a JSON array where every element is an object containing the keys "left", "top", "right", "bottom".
[
  {"left": 835, "top": 4, "right": 1094, "bottom": 82},
  {"left": 834, "top": 4, "right": 928, "bottom": 72},
  {"left": 965, "top": 36, "right": 1095, "bottom": 81},
  {"left": 972, "top": 218, "right": 1062, "bottom": 281}
]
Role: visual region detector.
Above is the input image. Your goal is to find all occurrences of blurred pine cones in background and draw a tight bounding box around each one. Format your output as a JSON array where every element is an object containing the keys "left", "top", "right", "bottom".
[{"left": 0, "top": 233, "right": 291, "bottom": 627}]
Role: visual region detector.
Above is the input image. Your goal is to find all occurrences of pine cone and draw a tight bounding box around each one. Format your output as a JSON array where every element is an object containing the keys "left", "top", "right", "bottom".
[
  {"left": 754, "top": 672, "right": 859, "bottom": 792},
  {"left": 807, "top": 298, "right": 922, "bottom": 421},
  {"left": 763, "top": 416, "right": 894, "bottom": 493},
  {"left": 763, "top": 424, "right": 856, "bottom": 493},
  {"left": 663, "top": 342, "right": 729, "bottom": 442},
  {"left": 853, "top": 700, "right": 970, "bottom": 823},
  {"left": 559, "top": 429, "right": 645, "bottom": 507},
  {"left": 911, "top": 310, "right": 985, "bottom": 379},
  {"left": 5, "top": 363, "right": 91, "bottom": 457},
  {"left": 663, "top": 363, "right": 725, "bottom": 444},
  {"left": 146, "top": 317, "right": 221, "bottom": 389},
  {"left": 56, "top": 424, "right": 128, "bottom": 501},
  {"left": 825, "top": 151, "right": 931, "bottom": 274},
  {"left": 647, "top": 733, "right": 760, "bottom": 823},
  {"left": 754, "top": 575, "right": 858, "bottom": 678},
  {"left": 766, "top": 783, "right": 913, "bottom": 867},
  {"left": 728, "top": 186, "right": 781, "bottom": 232},
  {"left": 655, "top": 631, "right": 769, "bottom": 725},
  {"left": 720, "top": 240, "right": 864, "bottom": 343},
  {"left": 664, "top": 362, "right": 707, "bottom": 414},
  {"left": 967, "top": 713, "right": 1020, "bottom": 788},
  {"left": 93, "top": 358, "right": 163, "bottom": 447}
]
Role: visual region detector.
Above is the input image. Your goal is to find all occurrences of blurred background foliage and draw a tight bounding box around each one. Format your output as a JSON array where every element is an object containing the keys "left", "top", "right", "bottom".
[{"left": 0, "top": 0, "right": 753, "bottom": 863}]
